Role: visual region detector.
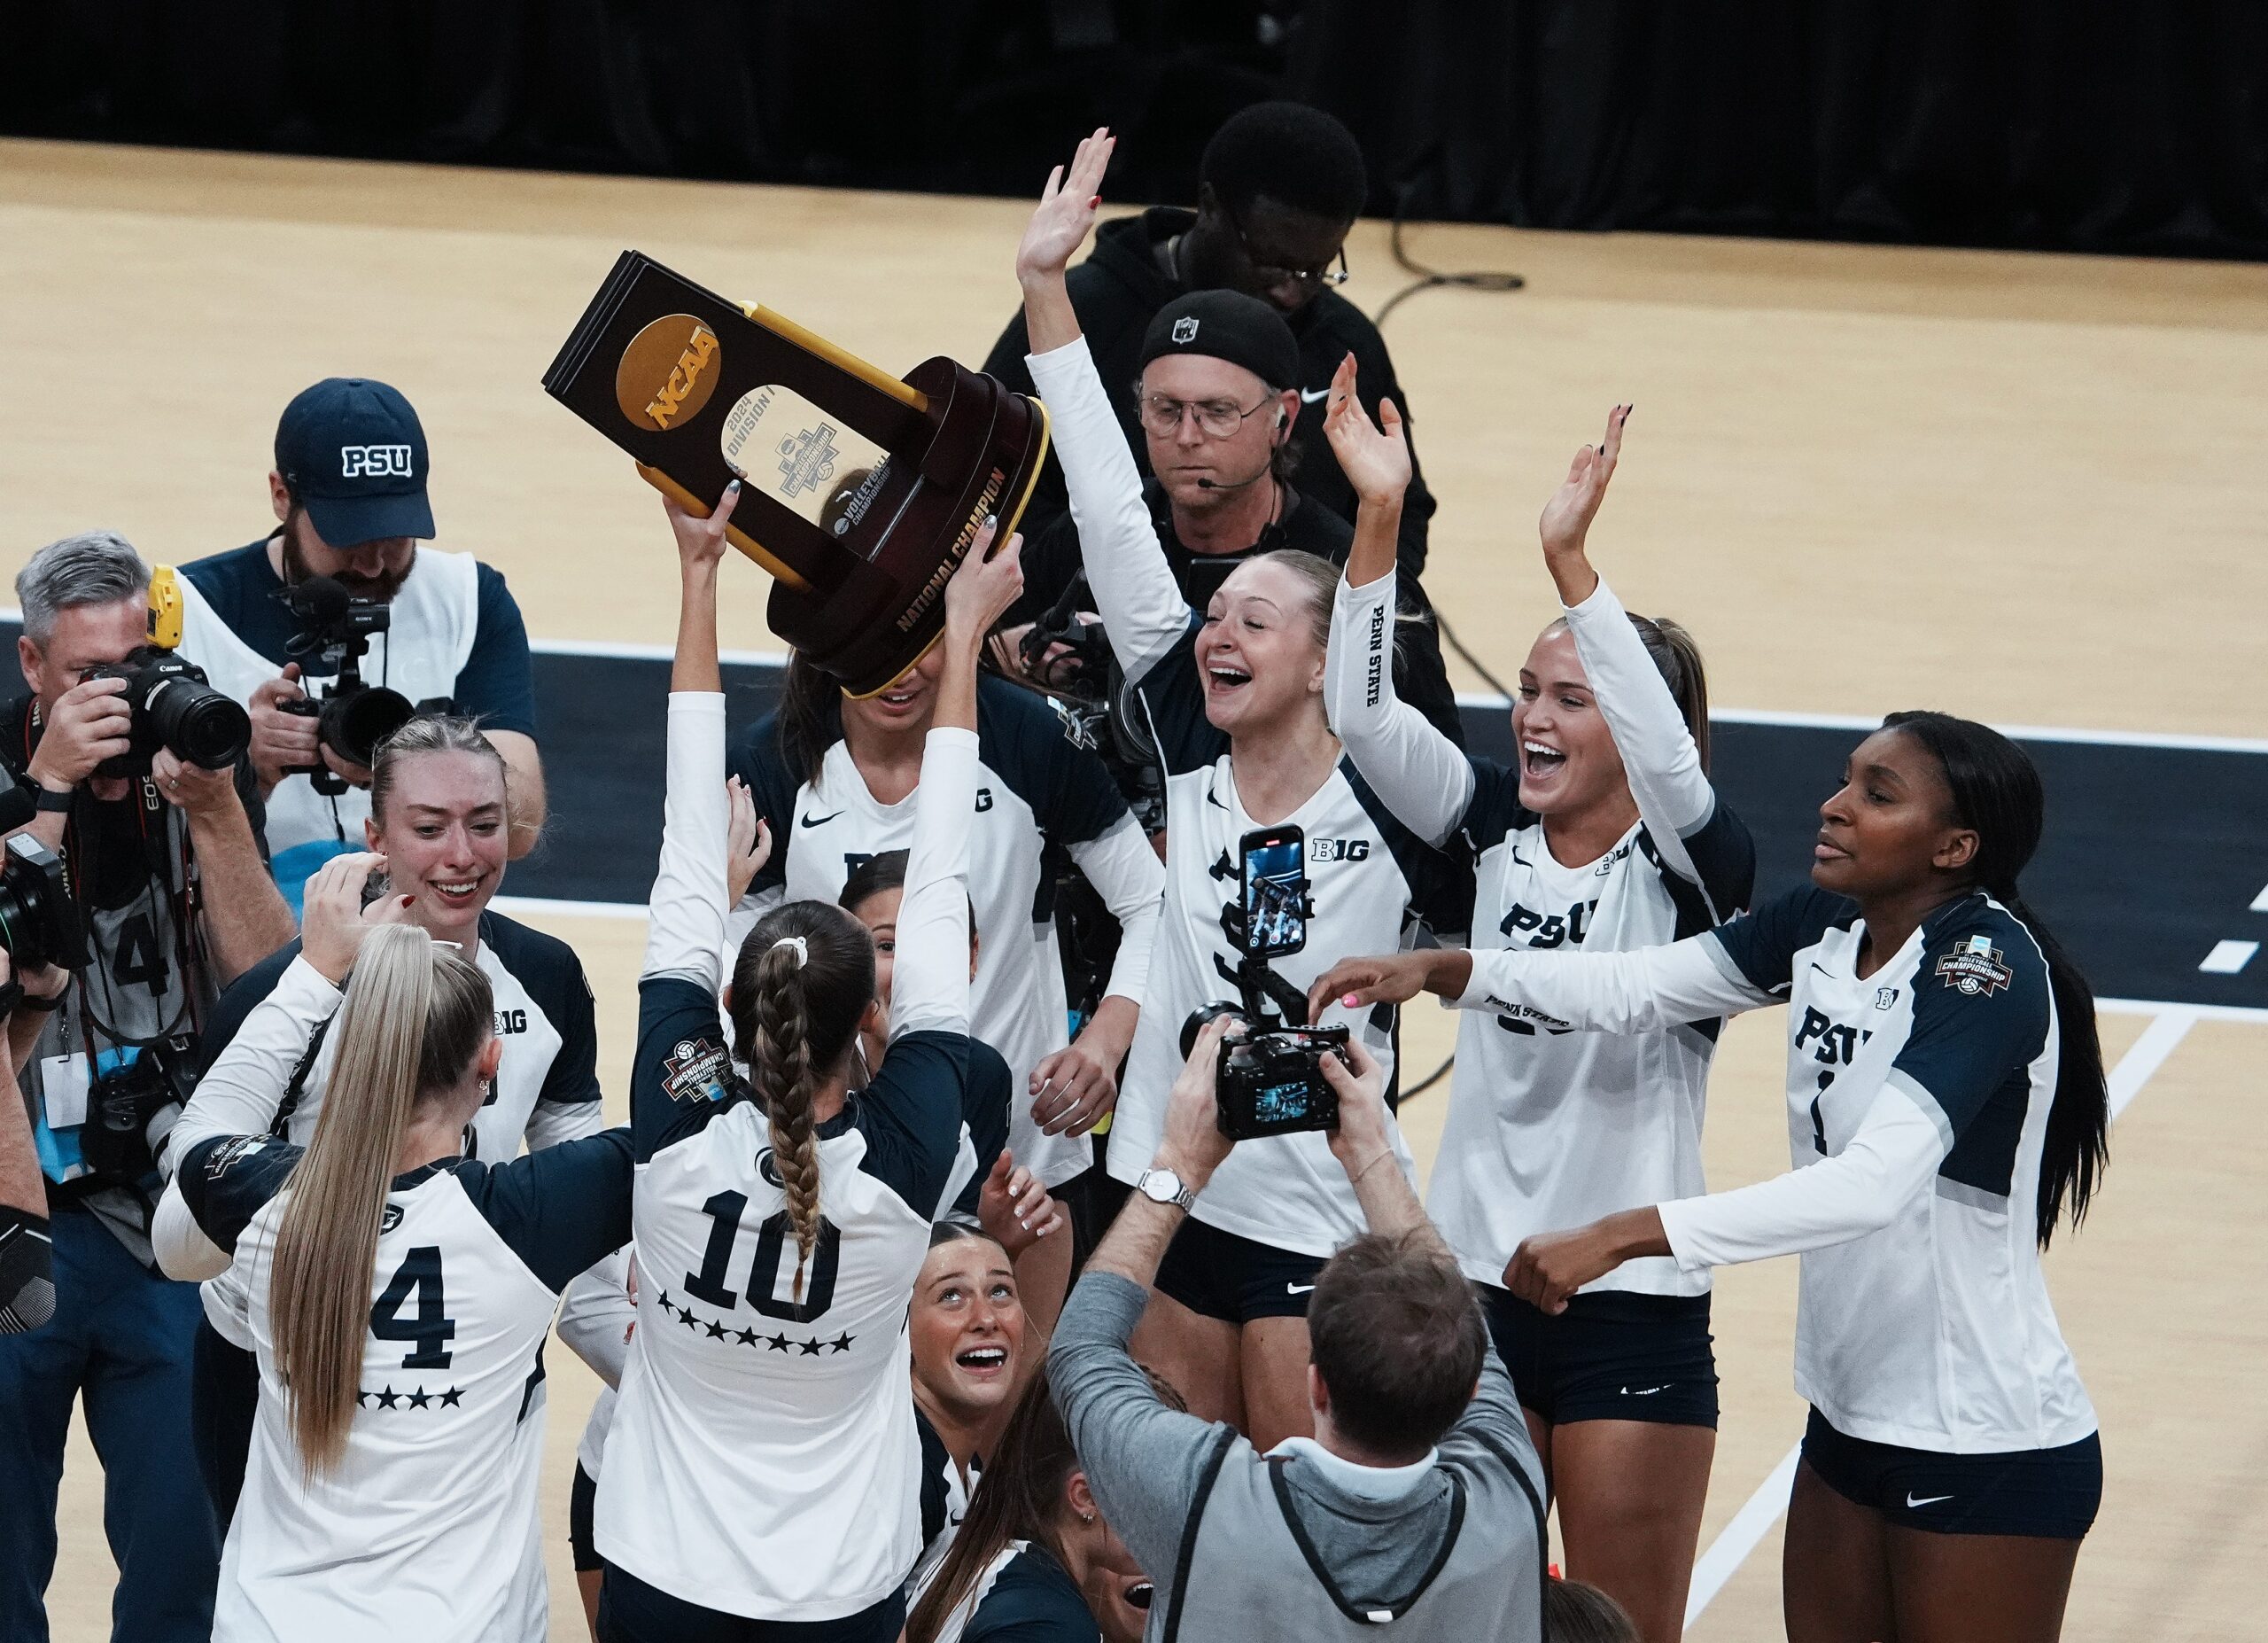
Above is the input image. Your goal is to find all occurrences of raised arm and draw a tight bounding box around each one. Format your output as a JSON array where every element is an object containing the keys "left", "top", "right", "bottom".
[
  {"left": 1017, "top": 130, "right": 1191, "bottom": 685},
  {"left": 642, "top": 484, "right": 750, "bottom": 991},
  {"left": 890, "top": 528, "right": 1025, "bottom": 1041},
  {"left": 1543, "top": 409, "right": 1743, "bottom": 912},
  {"left": 1318, "top": 359, "right": 1476, "bottom": 846}
]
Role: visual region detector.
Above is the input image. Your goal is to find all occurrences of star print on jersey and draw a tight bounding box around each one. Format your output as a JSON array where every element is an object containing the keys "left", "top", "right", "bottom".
[
  {"left": 652, "top": 1290, "right": 854, "bottom": 1357},
  {"left": 358, "top": 1383, "right": 465, "bottom": 1410}
]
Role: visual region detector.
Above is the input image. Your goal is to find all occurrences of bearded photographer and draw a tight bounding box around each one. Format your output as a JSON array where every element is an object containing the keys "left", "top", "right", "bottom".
[
  {"left": 171, "top": 377, "right": 546, "bottom": 900},
  {"left": 1049, "top": 1016, "right": 1548, "bottom": 1640},
  {"left": 0, "top": 529, "right": 297, "bottom": 1642}
]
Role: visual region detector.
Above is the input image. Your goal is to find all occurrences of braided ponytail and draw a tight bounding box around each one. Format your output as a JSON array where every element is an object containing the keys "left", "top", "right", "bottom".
[{"left": 728, "top": 901, "right": 877, "bottom": 1307}]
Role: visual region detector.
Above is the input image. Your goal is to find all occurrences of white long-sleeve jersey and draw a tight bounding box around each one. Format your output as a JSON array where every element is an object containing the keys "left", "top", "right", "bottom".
[
  {"left": 1029, "top": 338, "right": 1467, "bottom": 1258},
  {"left": 1325, "top": 568, "right": 1753, "bottom": 1295},
  {"left": 727, "top": 674, "right": 1163, "bottom": 1187},
  {"left": 595, "top": 694, "right": 982, "bottom": 1621},
  {"left": 1457, "top": 886, "right": 2095, "bottom": 1453}
]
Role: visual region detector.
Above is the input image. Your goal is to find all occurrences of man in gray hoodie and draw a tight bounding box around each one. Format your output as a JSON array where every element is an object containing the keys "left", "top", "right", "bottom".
[{"left": 1049, "top": 1018, "right": 1549, "bottom": 1640}]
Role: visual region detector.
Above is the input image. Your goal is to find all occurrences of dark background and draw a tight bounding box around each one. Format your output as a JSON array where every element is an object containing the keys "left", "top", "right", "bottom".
[{"left": 6, "top": 0, "right": 2267, "bottom": 261}]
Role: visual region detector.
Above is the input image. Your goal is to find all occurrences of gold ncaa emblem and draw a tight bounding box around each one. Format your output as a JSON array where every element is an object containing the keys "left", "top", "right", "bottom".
[{"left": 616, "top": 314, "right": 722, "bottom": 432}]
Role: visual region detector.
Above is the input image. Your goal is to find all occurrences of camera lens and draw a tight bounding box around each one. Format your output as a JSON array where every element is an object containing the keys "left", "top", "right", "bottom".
[
  {"left": 149, "top": 680, "right": 252, "bottom": 769},
  {"left": 0, "top": 875, "right": 40, "bottom": 959},
  {"left": 323, "top": 684, "right": 416, "bottom": 768}
]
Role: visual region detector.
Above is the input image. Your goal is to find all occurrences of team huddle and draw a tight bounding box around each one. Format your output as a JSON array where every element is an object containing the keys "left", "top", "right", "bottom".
[{"left": 0, "top": 113, "right": 2112, "bottom": 1643}]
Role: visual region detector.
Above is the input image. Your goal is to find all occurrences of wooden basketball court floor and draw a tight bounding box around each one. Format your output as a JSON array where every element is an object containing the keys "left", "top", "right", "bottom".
[{"left": 3, "top": 139, "right": 2263, "bottom": 1639}]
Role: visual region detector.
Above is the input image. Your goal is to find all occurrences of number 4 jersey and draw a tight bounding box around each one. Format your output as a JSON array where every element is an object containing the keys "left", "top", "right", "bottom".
[{"left": 175, "top": 1126, "right": 633, "bottom": 1643}]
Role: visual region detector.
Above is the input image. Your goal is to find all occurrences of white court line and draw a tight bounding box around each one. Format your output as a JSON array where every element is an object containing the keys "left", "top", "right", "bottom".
[
  {"left": 2199, "top": 939, "right": 2258, "bottom": 976},
  {"left": 493, "top": 892, "right": 2268, "bottom": 1024},
  {"left": 1681, "top": 1007, "right": 2199, "bottom": 1631},
  {"left": 492, "top": 894, "right": 651, "bottom": 922},
  {"left": 5, "top": 605, "right": 2265, "bottom": 753},
  {"left": 2252, "top": 884, "right": 2268, "bottom": 915}
]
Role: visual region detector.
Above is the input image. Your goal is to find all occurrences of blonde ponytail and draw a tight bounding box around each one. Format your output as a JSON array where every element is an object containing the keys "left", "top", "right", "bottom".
[{"left": 269, "top": 925, "right": 493, "bottom": 1476}]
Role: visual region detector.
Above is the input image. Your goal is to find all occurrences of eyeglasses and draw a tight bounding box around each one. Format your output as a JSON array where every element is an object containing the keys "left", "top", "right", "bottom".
[
  {"left": 1132, "top": 386, "right": 1278, "bottom": 440},
  {"left": 1226, "top": 202, "right": 1351, "bottom": 290}
]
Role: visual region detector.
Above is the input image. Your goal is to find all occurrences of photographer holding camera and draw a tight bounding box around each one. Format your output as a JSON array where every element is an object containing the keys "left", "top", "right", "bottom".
[
  {"left": 171, "top": 378, "right": 547, "bottom": 901},
  {"left": 1048, "top": 1016, "right": 1548, "bottom": 1641},
  {"left": 0, "top": 529, "right": 298, "bottom": 1642}
]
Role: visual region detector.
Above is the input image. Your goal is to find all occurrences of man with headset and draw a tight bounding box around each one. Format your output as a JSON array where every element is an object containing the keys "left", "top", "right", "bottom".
[{"left": 999, "top": 289, "right": 1462, "bottom": 746}]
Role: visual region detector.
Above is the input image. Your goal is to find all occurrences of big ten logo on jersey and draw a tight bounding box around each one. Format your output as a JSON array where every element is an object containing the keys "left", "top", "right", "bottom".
[
  {"left": 1501, "top": 898, "right": 1596, "bottom": 951},
  {"left": 1308, "top": 837, "right": 1370, "bottom": 863},
  {"left": 493, "top": 1008, "right": 529, "bottom": 1036},
  {"left": 975, "top": 787, "right": 994, "bottom": 814}
]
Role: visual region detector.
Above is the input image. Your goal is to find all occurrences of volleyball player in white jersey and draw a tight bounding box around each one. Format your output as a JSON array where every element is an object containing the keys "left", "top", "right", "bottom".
[
  {"left": 154, "top": 864, "right": 633, "bottom": 1643},
  {"left": 1017, "top": 132, "right": 1464, "bottom": 1446},
  {"left": 592, "top": 483, "right": 1018, "bottom": 1642},
  {"left": 158, "top": 717, "right": 606, "bottom": 1530},
  {"left": 727, "top": 603, "right": 1165, "bottom": 1188},
  {"left": 1320, "top": 714, "right": 2110, "bottom": 1643},
  {"left": 1315, "top": 387, "right": 1751, "bottom": 1639}
]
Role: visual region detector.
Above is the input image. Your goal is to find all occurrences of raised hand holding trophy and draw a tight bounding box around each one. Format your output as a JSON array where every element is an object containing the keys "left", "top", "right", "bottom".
[{"left": 543, "top": 253, "right": 1048, "bottom": 695}]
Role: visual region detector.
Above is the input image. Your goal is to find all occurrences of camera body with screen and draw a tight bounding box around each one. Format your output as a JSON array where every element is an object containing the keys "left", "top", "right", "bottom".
[
  {"left": 82, "top": 646, "right": 252, "bottom": 781},
  {"left": 279, "top": 574, "right": 418, "bottom": 791},
  {"left": 1178, "top": 825, "right": 1349, "bottom": 1140}
]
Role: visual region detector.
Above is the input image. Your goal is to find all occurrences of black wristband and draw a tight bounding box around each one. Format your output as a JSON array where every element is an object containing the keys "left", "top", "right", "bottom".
[
  {"left": 34, "top": 786, "right": 72, "bottom": 814},
  {"left": 17, "top": 990, "right": 66, "bottom": 1012}
]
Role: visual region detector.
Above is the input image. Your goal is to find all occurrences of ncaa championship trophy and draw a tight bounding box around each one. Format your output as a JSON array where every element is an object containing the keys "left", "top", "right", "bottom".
[{"left": 544, "top": 252, "right": 1050, "bottom": 695}]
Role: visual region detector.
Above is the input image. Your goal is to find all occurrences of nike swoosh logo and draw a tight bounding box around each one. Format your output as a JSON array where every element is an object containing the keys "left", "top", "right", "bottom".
[
  {"left": 1905, "top": 1492, "right": 1953, "bottom": 1508},
  {"left": 1285, "top": 1282, "right": 1316, "bottom": 1295},
  {"left": 1620, "top": 1384, "right": 1670, "bottom": 1397},
  {"left": 1300, "top": 387, "right": 1330, "bottom": 404},
  {"left": 798, "top": 811, "right": 843, "bottom": 829}
]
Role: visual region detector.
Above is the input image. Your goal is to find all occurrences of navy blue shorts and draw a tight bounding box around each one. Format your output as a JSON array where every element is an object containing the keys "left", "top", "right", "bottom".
[
  {"left": 1153, "top": 1214, "right": 1326, "bottom": 1324},
  {"left": 570, "top": 1461, "right": 602, "bottom": 1573},
  {"left": 597, "top": 1563, "right": 904, "bottom": 1642},
  {"left": 1801, "top": 1407, "right": 2101, "bottom": 1539},
  {"left": 1480, "top": 1285, "right": 1719, "bottom": 1429}
]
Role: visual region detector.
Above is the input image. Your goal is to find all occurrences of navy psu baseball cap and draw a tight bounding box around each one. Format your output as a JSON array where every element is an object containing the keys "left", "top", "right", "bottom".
[{"left": 275, "top": 378, "right": 435, "bottom": 547}]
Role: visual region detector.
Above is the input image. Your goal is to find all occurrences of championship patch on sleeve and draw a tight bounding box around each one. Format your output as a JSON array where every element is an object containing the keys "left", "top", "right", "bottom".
[
  {"left": 202, "top": 1134, "right": 273, "bottom": 1180},
  {"left": 660, "top": 1037, "right": 733, "bottom": 1104},
  {"left": 1934, "top": 933, "right": 2012, "bottom": 997}
]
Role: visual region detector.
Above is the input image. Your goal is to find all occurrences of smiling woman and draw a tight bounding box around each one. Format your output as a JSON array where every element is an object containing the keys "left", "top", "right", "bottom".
[{"left": 1016, "top": 129, "right": 1469, "bottom": 1453}]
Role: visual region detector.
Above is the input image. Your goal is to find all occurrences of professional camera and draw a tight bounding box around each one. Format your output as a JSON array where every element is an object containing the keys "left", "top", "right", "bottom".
[
  {"left": 0, "top": 831, "right": 89, "bottom": 973},
  {"left": 279, "top": 574, "right": 417, "bottom": 792},
  {"left": 82, "top": 646, "right": 251, "bottom": 780},
  {"left": 78, "top": 1042, "right": 196, "bottom": 1183},
  {"left": 1016, "top": 582, "right": 1167, "bottom": 834},
  {"left": 1177, "top": 825, "right": 1348, "bottom": 1140}
]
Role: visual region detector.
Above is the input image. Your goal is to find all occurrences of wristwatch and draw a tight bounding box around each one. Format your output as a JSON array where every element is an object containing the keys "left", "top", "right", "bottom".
[
  {"left": 1134, "top": 1166, "right": 1197, "bottom": 1213},
  {"left": 34, "top": 785, "right": 73, "bottom": 814}
]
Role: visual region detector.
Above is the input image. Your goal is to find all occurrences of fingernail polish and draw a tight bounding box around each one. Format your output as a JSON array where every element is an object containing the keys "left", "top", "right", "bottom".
[
  {"left": 727, "top": 479, "right": 742, "bottom": 492},
  {"left": 983, "top": 513, "right": 998, "bottom": 530},
  {"left": 1342, "top": 993, "right": 1360, "bottom": 1008}
]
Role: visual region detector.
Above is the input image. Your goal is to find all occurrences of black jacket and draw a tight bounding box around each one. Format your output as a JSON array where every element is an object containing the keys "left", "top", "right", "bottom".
[
  {"left": 1009, "top": 479, "right": 1465, "bottom": 749},
  {"left": 983, "top": 207, "right": 1437, "bottom": 575}
]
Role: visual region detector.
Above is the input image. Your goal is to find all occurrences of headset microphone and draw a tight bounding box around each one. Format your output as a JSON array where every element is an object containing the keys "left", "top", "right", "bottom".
[{"left": 1194, "top": 464, "right": 1274, "bottom": 492}]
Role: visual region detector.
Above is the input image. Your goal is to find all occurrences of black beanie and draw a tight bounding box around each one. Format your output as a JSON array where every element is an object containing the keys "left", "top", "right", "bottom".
[{"left": 1137, "top": 292, "right": 1301, "bottom": 393}]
